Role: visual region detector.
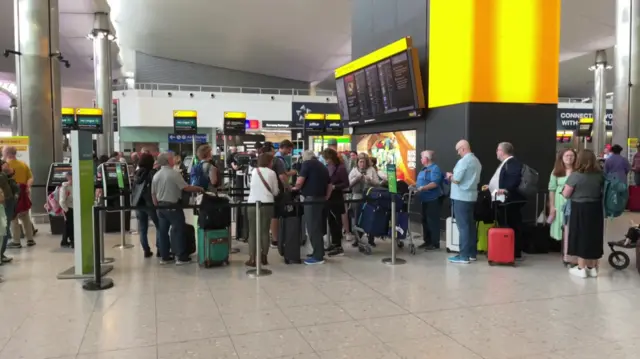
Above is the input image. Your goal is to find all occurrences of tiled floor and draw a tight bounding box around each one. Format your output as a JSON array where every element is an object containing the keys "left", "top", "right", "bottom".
[{"left": 0, "top": 214, "right": 639, "bottom": 359}]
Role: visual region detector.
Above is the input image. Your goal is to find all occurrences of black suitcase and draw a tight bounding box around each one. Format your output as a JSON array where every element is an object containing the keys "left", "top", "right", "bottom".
[
  {"left": 184, "top": 224, "right": 196, "bottom": 255},
  {"left": 278, "top": 216, "right": 302, "bottom": 264}
]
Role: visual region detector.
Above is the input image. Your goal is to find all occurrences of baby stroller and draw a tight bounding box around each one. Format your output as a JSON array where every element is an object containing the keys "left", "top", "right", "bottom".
[
  {"left": 607, "top": 221, "right": 639, "bottom": 270},
  {"left": 354, "top": 182, "right": 412, "bottom": 255}
]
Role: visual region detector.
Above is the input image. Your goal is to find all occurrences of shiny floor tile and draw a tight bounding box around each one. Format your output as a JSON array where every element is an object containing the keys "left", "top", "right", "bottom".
[{"left": 0, "top": 216, "right": 639, "bottom": 359}]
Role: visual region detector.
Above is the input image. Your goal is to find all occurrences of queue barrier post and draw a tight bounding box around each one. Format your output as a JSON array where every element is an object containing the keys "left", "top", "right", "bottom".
[
  {"left": 83, "top": 206, "right": 114, "bottom": 291},
  {"left": 247, "top": 201, "right": 272, "bottom": 278},
  {"left": 99, "top": 208, "right": 115, "bottom": 264},
  {"left": 382, "top": 198, "right": 406, "bottom": 265},
  {"left": 113, "top": 192, "right": 134, "bottom": 249}
]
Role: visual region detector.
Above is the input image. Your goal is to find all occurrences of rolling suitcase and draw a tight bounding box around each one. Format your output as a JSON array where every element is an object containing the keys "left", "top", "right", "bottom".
[
  {"left": 197, "top": 228, "right": 230, "bottom": 267},
  {"left": 278, "top": 216, "right": 302, "bottom": 264},
  {"left": 477, "top": 221, "right": 494, "bottom": 253},
  {"left": 628, "top": 185, "right": 640, "bottom": 212},
  {"left": 357, "top": 203, "right": 389, "bottom": 237},
  {"left": 446, "top": 205, "right": 459, "bottom": 253},
  {"left": 487, "top": 203, "right": 516, "bottom": 266}
]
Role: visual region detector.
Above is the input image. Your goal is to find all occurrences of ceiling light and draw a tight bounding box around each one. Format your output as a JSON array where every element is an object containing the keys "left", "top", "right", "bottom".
[
  {"left": 107, "top": 34, "right": 116, "bottom": 41},
  {"left": 0, "top": 81, "right": 17, "bottom": 96},
  {"left": 606, "top": 65, "right": 613, "bottom": 70},
  {"left": 606, "top": 92, "right": 613, "bottom": 96}
]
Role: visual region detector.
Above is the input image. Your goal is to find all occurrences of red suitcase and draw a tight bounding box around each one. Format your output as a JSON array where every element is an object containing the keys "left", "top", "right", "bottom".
[
  {"left": 487, "top": 227, "right": 515, "bottom": 266},
  {"left": 627, "top": 186, "right": 640, "bottom": 212}
]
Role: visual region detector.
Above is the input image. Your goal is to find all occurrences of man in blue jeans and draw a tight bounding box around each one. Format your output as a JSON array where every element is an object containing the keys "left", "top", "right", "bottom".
[
  {"left": 416, "top": 150, "right": 443, "bottom": 250},
  {"left": 446, "top": 140, "right": 482, "bottom": 264},
  {"left": 151, "top": 152, "right": 204, "bottom": 265}
]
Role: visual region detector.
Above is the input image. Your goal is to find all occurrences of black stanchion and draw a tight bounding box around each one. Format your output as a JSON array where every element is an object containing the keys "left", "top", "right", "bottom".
[{"left": 83, "top": 206, "right": 114, "bottom": 291}]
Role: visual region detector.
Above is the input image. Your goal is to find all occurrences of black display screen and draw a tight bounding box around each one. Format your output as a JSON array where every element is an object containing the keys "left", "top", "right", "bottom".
[
  {"left": 173, "top": 117, "right": 198, "bottom": 135},
  {"left": 223, "top": 118, "right": 246, "bottom": 135},
  {"left": 335, "top": 48, "right": 423, "bottom": 124},
  {"left": 324, "top": 120, "right": 343, "bottom": 133},
  {"left": 76, "top": 115, "right": 103, "bottom": 134},
  {"left": 62, "top": 114, "right": 75, "bottom": 133},
  {"left": 48, "top": 164, "right": 72, "bottom": 186},
  {"left": 305, "top": 120, "right": 324, "bottom": 132}
]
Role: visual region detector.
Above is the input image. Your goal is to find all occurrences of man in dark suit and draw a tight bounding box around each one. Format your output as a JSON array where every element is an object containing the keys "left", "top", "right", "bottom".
[{"left": 486, "top": 142, "right": 525, "bottom": 259}]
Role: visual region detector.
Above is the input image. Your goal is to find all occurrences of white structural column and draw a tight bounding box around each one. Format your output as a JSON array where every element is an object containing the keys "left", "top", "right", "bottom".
[
  {"left": 13, "top": 0, "right": 63, "bottom": 208},
  {"left": 592, "top": 50, "right": 609, "bottom": 153},
  {"left": 613, "top": 0, "right": 640, "bottom": 150},
  {"left": 91, "top": 12, "right": 115, "bottom": 157},
  {"left": 9, "top": 99, "right": 18, "bottom": 135}
]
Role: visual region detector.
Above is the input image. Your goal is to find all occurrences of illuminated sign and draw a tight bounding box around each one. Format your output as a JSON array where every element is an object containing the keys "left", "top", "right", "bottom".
[
  {"left": 224, "top": 111, "right": 247, "bottom": 135},
  {"left": 245, "top": 119, "right": 260, "bottom": 129},
  {"left": 173, "top": 110, "right": 198, "bottom": 135},
  {"left": 335, "top": 38, "right": 411, "bottom": 78},
  {"left": 75, "top": 108, "right": 103, "bottom": 133},
  {"left": 62, "top": 107, "right": 75, "bottom": 133}
]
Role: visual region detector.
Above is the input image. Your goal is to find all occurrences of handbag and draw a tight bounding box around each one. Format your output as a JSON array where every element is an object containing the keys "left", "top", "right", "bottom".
[{"left": 131, "top": 181, "right": 145, "bottom": 207}]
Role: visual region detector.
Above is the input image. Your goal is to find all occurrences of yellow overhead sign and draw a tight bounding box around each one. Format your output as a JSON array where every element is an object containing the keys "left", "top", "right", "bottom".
[
  {"left": 325, "top": 114, "right": 341, "bottom": 121},
  {"left": 304, "top": 113, "right": 325, "bottom": 120},
  {"left": 173, "top": 110, "right": 197, "bottom": 118},
  {"left": 579, "top": 117, "right": 594, "bottom": 124},
  {"left": 224, "top": 111, "right": 247, "bottom": 119},
  {"left": 61, "top": 108, "right": 75, "bottom": 115},
  {"left": 335, "top": 37, "right": 412, "bottom": 78},
  {"left": 75, "top": 108, "right": 103, "bottom": 116}
]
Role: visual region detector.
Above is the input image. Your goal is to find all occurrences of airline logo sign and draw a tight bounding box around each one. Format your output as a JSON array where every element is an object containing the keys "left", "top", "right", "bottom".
[{"left": 556, "top": 109, "right": 612, "bottom": 130}]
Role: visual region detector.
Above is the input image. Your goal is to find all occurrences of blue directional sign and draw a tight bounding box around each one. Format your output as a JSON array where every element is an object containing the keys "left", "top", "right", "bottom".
[{"left": 168, "top": 134, "right": 208, "bottom": 144}]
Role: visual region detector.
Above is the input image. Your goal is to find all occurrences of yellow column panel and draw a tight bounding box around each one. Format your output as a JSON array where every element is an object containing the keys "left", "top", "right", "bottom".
[{"left": 428, "top": 0, "right": 560, "bottom": 108}]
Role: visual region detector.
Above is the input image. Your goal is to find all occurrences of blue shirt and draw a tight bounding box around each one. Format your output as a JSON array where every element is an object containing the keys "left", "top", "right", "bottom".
[
  {"left": 450, "top": 153, "right": 482, "bottom": 202},
  {"left": 416, "top": 164, "right": 443, "bottom": 202},
  {"left": 299, "top": 159, "right": 330, "bottom": 197}
]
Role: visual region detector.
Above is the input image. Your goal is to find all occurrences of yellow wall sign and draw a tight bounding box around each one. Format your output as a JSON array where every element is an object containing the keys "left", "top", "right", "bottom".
[
  {"left": 579, "top": 117, "right": 594, "bottom": 124},
  {"left": 428, "top": 0, "right": 560, "bottom": 108},
  {"left": 335, "top": 37, "right": 412, "bottom": 78},
  {"left": 304, "top": 113, "right": 325, "bottom": 120},
  {"left": 223, "top": 111, "right": 247, "bottom": 119},
  {"left": 325, "top": 114, "right": 341, "bottom": 121},
  {"left": 173, "top": 110, "right": 198, "bottom": 118},
  {"left": 76, "top": 108, "right": 103, "bottom": 116},
  {"left": 61, "top": 107, "right": 75, "bottom": 115}
]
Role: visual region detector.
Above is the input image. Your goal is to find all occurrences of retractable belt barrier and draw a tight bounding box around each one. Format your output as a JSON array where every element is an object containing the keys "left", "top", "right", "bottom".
[{"left": 83, "top": 192, "right": 407, "bottom": 291}]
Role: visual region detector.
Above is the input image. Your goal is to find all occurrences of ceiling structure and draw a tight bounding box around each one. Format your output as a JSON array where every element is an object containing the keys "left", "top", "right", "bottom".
[
  {"left": 0, "top": 0, "right": 621, "bottom": 116},
  {"left": 0, "top": 0, "right": 121, "bottom": 115}
]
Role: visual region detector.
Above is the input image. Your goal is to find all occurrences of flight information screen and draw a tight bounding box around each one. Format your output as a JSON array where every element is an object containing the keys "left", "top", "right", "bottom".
[{"left": 336, "top": 48, "right": 423, "bottom": 124}]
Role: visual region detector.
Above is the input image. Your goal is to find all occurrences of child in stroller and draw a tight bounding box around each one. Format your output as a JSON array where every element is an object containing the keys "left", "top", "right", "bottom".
[{"left": 607, "top": 220, "right": 639, "bottom": 270}]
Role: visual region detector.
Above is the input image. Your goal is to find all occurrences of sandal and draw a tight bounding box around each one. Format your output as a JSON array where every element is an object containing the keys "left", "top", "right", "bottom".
[{"left": 245, "top": 259, "right": 256, "bottom": 267}]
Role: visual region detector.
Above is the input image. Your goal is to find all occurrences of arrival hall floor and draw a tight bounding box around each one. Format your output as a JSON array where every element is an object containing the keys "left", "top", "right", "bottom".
[{"left": 0, "top": 215, "right": 639, "bottom": 359}]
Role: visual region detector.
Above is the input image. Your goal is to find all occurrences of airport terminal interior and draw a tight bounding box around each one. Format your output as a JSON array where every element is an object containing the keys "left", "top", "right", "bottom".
[{"left": 1, "top": 0, "right": 640, "bottom": 358}]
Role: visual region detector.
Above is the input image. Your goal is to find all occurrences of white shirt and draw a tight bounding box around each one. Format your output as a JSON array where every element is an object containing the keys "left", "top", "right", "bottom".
[
  {"left": 247, "top": 167, "right": 280, "bottom": 203},
  {"left": 489, "top": 156, "right": 512, "bottom": 202}
]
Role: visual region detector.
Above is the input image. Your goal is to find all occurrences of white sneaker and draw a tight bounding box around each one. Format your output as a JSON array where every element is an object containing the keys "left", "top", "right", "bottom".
[
  {"left": 587, "top": 267, "right": 598, "bottom": 278},
  {"left": 569, "top": 266, "right": 587, "bottom": 278}
]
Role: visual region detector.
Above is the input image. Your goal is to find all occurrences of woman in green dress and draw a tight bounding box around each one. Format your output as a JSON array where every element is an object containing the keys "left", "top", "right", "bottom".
[{"left": 548, "top": 148, "right": 577, "bottom": 266}]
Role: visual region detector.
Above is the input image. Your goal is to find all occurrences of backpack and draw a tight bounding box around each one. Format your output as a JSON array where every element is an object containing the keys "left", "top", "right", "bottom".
[
  {"left": 604, "top": 175, "right": 628, "bottom": 218},
  {"left": 191, "top": 160, "right": 222, "bottom": 190},
  {"left": 44, "top": 186, "right": 64, "bottom": 216},
  {"left": 518, "top": 164, "right": 539, "bottom": 197}
]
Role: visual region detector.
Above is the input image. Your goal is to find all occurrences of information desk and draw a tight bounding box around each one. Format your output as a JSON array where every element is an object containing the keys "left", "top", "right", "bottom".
[
  {"left": 97, "top": 163, "right": 131, "bottom": 233},
  {"left": 46, "top": 163, "right": 71, "bottom": 235}
]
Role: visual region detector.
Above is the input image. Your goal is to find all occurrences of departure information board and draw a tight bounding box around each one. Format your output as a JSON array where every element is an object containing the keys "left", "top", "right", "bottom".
[
  {"left": 335, "top": 37, "right": 425, "bottom": 126},
  {"left": 173, "top": 110, "right": 198, "bottom": 135},
  {"left": 75, "top": 108, "right": 103, "bottom": 134},
  {"left": 223, "top": 111, "right": 247, "bottom": 135},
  {"left": 62, "top": 108, "right": 75, "bottom": 133}
]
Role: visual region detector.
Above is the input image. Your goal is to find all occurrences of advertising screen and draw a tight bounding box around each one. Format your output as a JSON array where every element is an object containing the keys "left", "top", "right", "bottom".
[
  {"left": 356, "top": 130, "right": 417, "bottom": 185},
  {"left": 335, "top": 37, "right": 425, "bottom": 125}
]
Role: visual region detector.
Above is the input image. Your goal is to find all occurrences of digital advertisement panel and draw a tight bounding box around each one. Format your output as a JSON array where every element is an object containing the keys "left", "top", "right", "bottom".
[{"left": 356, "top": 130, "right": 417, "bottom": 185}]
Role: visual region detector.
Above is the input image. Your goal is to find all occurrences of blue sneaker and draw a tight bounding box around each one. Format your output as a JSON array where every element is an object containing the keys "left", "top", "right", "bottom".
[
  {"left": 304, "top": 258, "right": 325, "bottom": 265},
  {"left": 448, "top": 255, "right": 470, "bottom": 264}
]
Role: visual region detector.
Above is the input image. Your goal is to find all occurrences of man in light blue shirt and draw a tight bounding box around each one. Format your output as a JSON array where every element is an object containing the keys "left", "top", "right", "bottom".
[
  {"left": 445, "top": 140, "right": 482, "bottom": 264},
  {"left": 416, "top": 150, "right": 443, "bottom": 250}
]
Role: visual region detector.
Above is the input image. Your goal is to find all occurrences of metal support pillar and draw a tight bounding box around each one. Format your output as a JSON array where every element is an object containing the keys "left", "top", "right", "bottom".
[
  {"left": 613, "top": 0, "right": 640, "bottom": 153},
  {"left": 9, "top": 99, "right": 18, "bottom": 136},
  {"left": 13, "top": 0, "right": 63, "bottom": 210},
  {"left": 91, "top": 12, "right": 114, "bottom": 157},
  {"left": 591, "top": 50, "right": 609, "bottom": 154}
]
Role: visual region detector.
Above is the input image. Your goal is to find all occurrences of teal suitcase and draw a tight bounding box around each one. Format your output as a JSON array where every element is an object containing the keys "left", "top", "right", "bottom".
[{"left": 197, "top": 228, "right": 230, "bottom": 267}]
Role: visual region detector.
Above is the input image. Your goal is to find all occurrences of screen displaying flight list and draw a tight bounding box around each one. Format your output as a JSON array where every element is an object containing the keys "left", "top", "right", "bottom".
[{"left": 335, "top": 44, "right": 423, "bottom": 124}]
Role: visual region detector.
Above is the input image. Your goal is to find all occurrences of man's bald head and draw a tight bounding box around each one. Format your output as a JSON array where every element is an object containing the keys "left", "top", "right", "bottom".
[{"left": 455, "top": 140, "right": 471, "bottom": 156}]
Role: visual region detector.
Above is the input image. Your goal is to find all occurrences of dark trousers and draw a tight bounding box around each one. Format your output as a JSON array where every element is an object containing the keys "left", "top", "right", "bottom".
[
  {"left": 157, "top": 203, "right": 186, "bottom": 260},
  {"left": 421, "top": 199, "right": 441, "bottom": 248},
  {"left": 304, "top": 196, "right": 325, "bottom": 260},
  {"left": 62, "top": 208, "right": 74, "bottom": 245},
  {"left": 137, "top": 209, "right": 160, "bottom": 253},
  {"left": 327, "top": 207, "right": 343, "bottom": 248},
  {"left": 1, "top": 200, "right": 14, "bottom": 257},
  {"left": 496, "top": 202, "right": 524, "bottom": 258}
]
